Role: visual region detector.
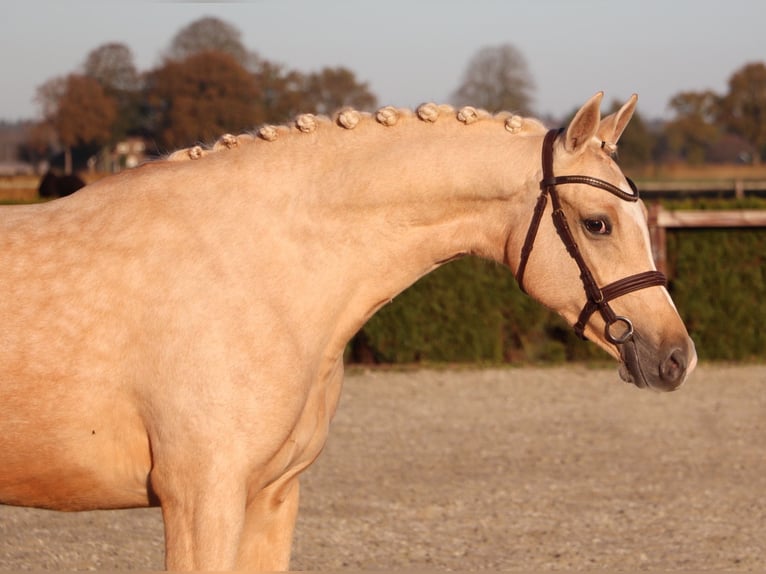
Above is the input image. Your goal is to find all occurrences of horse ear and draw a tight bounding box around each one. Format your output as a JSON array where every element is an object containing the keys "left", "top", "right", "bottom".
[
  {"left": 564, "top": 92, "right": 603, "bottom": 155},
  {"left": 597, "top": 94, "right": 638, "bottom": 145}
]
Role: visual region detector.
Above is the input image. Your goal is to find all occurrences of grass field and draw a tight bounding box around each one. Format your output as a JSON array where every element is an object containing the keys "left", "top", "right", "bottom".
[{"left": 0, "top": 175, "right": 38, "bottom": 202}]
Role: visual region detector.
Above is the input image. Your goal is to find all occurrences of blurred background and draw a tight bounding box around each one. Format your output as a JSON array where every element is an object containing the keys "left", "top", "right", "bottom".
[{"left": 0, "top": 0, "right": 764, "bottom": 364}]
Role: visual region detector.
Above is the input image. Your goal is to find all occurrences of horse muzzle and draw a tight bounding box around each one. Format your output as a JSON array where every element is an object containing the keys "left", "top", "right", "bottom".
[{"left": 618, "top": 333, "right": 697, "bottom": 391}]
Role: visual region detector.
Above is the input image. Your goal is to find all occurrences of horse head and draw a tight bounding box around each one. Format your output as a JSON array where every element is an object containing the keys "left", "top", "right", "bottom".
[{"left": 514, "top": 93, "right": 696, "bottom": 391}]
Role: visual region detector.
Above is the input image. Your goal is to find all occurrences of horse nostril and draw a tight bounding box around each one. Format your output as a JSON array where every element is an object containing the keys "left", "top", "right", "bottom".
[{"left": 660, "top": 348, "right": 686, "bottom": 385}]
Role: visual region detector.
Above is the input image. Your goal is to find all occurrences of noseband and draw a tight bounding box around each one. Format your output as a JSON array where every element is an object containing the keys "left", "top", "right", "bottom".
[{"left": 515, "top": 128, "right": 666, "bottom": 345}]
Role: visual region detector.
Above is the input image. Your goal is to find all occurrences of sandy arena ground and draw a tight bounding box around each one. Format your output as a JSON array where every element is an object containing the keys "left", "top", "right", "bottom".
[{"left": 0, "top": 364, "right": 764, "bottom": 570}]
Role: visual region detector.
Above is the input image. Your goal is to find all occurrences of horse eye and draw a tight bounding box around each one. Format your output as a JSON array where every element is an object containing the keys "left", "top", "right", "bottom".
[{"left": 584, "top": 218, "right": 611, "bottom": 235}]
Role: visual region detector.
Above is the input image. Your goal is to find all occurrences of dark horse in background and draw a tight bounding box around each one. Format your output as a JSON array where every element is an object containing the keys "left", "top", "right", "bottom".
[{"left": 38, "top": 170, "right": 86, "bottom": 199}]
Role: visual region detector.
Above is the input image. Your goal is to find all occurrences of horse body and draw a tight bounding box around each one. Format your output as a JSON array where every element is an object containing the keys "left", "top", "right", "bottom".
[{"left": 0, "top": 95, "right": 695, "bottom": 569}]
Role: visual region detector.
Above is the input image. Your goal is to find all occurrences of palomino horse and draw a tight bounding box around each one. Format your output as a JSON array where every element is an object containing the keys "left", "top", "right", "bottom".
[{"left": 0, "top": 93, "right": 696, "bottom": 570}]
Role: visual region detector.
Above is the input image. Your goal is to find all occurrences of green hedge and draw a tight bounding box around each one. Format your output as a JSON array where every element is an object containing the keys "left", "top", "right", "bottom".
[
  {"left": 664, "top": 197, "right": 765, "bottom": 361},
  {"left": 668, "top": 227, "right": 765, "bottom": 361},
  {"left": 351, "top": 258, "right": 599, "bottom": 364},
  {"left": 350, "top": 200, "right": 766, "bottom": 364}
]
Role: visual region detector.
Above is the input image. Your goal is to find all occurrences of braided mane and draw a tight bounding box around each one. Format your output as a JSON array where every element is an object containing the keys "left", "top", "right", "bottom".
[{"left": 165, "top": 103, "right": 547, "bottom": 162}]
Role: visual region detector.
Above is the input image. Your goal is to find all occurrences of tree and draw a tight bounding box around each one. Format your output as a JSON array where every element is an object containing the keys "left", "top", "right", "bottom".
[
  {"left": 35, "top": 76, "right": 67, "bottom": 125},
  {"left": 451, "top": 44, "right": 535, "bottom": 114},
  {"left": 719, "top": 62, "right": 766, "bottom": 164},
  {"left": 147, "top": 51, "right": 261, "bottom": 149},
  {"left": 166, "top": 16, "right": 253, "bottom": 68},
  {"left": 83, "top": 43, "right": 140, "bottom": 93},
  {"left": 19, "top": 121, "right": 57, "bottom": 168},
  {"left": 299, "top": 67, "right": 377, "bottom": 115},
  {"left": 36, "top": 74, "right": 117, "bottom": 173},
  {"left": 251, "top": 61, "right": 307, "bottom": 124},
  {"left": 247, "top": 64, "right": 378, "bottom": 124},
  {"left": 664, "top": 90, "right": 721, "bottom": 164},
  {"left": 83, "top": 43, "right": 143, "bottom": 141}
]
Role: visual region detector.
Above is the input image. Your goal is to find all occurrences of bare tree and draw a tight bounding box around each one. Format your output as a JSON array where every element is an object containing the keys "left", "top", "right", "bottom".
[
  {"left": 83, "top": 43, "right": 143, "bottom": 141},
  {"left": 166, "top": 16, "right": 254, "bottom": 69},
  {"left": 452, "top": 44, "right": 535, "bottom": 114},
  {"left": 83, "top": 43, "right": 140, "bottom": 93},
  {"left": 35, "top": 76, "right": 67, "bottom": 125}
]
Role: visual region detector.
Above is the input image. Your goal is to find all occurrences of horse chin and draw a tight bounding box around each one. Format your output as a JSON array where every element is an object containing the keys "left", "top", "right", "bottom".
[
  {"left": 618, "top": 361, "right": 639, "bottom": 385},
  {"left": 618, "top": 339, "right": 652, "bottom": 389}
]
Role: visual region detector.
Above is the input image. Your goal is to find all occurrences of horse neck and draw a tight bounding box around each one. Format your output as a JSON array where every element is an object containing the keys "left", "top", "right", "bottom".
[{"left": 227, "top": 110, "right": 546, "bottom": 347}]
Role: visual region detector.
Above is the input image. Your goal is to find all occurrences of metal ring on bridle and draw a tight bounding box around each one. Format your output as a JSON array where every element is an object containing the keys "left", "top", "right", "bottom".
[{"left": 605, "top": 316, "right": 634, "bottom": 345}]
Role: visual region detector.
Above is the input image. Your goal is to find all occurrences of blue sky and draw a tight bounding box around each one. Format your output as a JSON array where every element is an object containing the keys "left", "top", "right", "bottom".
[{"left": 2, "top": 0, "right": 764, "bottom": 123}]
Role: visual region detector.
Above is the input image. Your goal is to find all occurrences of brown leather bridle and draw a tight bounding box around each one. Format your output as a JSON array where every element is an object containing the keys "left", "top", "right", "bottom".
[{"left": 515, "top": 128, "right": 667, "bottom": 345}]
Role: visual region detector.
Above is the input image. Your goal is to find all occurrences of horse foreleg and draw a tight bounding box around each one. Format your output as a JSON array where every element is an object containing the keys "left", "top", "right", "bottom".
[
  {"left": 235, "top": 476, "right": 301, "bottom": 570},
  {"left": 152, "top": 464, "right": 248, "bottom": 570}
]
